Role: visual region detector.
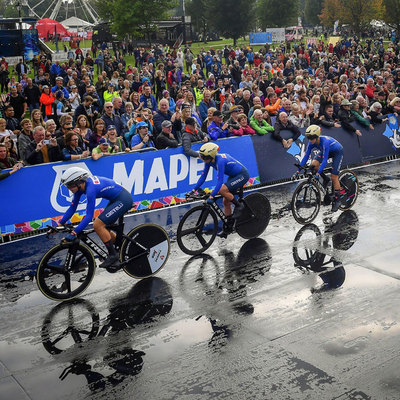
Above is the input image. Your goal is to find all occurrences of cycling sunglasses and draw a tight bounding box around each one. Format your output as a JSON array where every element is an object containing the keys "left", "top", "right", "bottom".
[{"left": 306, "top": 134, "right": 319, "bottom": 140}]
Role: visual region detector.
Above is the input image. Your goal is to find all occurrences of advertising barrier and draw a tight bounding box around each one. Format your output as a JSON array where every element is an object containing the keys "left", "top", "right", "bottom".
[{"left": 0, "top": 117, "right": 399, "bottom": 238}]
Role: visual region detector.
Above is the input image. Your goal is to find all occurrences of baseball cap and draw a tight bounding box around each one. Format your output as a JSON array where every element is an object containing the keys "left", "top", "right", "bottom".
[
  {"left": 213, "top": 110, "right": 222, "bottom": 117},
  {"left": 107, "top": 125, "right": 116, "bottom": 131},
  {"left": 161, "top": 120, "right": 172, "bottom": 128},
  {"left": 99, "top": 138, "right": 109, "bottom": 145},
  {"left": 56, "top": 76, "right": 63, "bottom": 81},
  {"left": 108, "top": 82, "right": 114, "bottom": 87}
]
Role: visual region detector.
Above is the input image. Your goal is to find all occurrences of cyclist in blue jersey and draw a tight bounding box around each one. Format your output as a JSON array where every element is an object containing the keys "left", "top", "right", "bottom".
[
  {"left": 58, "top": 167, "right": 133, "bottom": 269},
  {"left": 189, "top": 142, "right": 249, "bottom": 234},
  {"left": 296, "top": 125, "right": 345, "bottom": 212}
]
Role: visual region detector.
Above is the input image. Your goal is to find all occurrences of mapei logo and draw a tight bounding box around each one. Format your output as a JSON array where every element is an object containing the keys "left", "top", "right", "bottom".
[
  {"left": 50, "top": 163, "right": 102, "bottom": 213},
  {"left": 382, "top": 114, "right": 400, "bottom": 149},
  {"left": 286, "top": 134, "right": 308, "bottom": 162}
]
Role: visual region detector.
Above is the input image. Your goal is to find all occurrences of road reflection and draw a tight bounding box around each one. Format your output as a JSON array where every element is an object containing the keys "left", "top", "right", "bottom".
[
  {"left": 292, "top": 211, "right": 359, "bottom": 292},
  {"left": 40, "top": 277, "right": 172, "bottom": 392},
  {"left": 180, "top": 238, "right": 272, "bottom": 349}
]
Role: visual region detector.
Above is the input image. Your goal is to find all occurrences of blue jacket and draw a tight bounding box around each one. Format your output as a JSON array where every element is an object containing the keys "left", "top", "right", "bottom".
[
  {"left": 208, "top": 121, "right": 229, "bottom": 140},
  {"left": 140, "top": 94, "right": 157, "bottom": 112},
  {"left": 51, "top": 85, "right": 70, "bottom": 99},
  {"left": 199, "top": 99, "right": 216, "bottom": 122}
]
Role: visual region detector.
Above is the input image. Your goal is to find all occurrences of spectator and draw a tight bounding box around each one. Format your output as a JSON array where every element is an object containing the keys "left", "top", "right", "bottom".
[
  {"left": 101, "top": 102, "right": 124, "bottom": 136},
  {"left": 0, "top": 134, "right": 18, "bottom": 159},
  {"left": 208, "top": 110, "right": 232, "bottom": 140},
  {"left": 233, "top": 113, "right": 256, "bottom": 136},
  {"left": 156, "top": 120, "right": 179, "bottom": 149},
  {"left": 40, "top": 86, "right": 56, "bottom": 122},
  {"left": 74, "top": 115, "right": 92, "bottom": 150},
  {"left": 250, "top": 109, "right": 274, "bottom": 135},
  {"left": 350, "top": 100, "right": 373, "bottom": 129},
  {"left": 92, "top": 137, "right": 117, "bottom": 160},
  {"left": 278, "top": 98, "right": 292, "bottom": 115},
  {"left": 337, "top": 99, "right": 362, "bottom": 136},
  {"left": 24, "top": 78, "right": 41, "bottom": 113},
  {"left": 121, "top": 102, "right": 135, "bottom": 132},
  {"left": 238, "top": 89, "right": 252, "bottom": 117},
  {"left": 289, "top": 103, "right": 309, "bottom": 128},
  {"left": 0, "top": 64, "right": 9, "bottom": 93},
  {"left": 225, "top": 106, "right": 241, "bottom": 132},
  {"left": 25, "top": 126, "right": 62, "bottom": 165},
  {"left": 103, "top": 83, "right": 120, "bottom": 103},
  {"left": 368, "top": 102, "right": 389, "bottom": 124},
  {"left": 107, "top": 125, "right": 130, "bottom": 152},
  {"left": 45, "top": 119, "right": 57, "bottom": 136},
  {"left": 7, "top": 85, "right": 27, "bottom": 121},
  {"left": 0, "top": 143, "right": 18, "bottom": 169},
  {"left": 140, "top": 85, "right": 157, "bottom": 113},
  {"left": 17, "top": 119, "right": 33, "bottom": 161},
  {"left": 69, "top": 85, "right": 81, "bottom": 111},
  {"left": 88, "top": 119, "right": 106, "bottom": 150},
  {"left": 62, "top": 132, "right": 90, "bottom": 161},
  {"left": 265, "top": 92, "right": 281, "bottom": 116},
  {"left": 198, "top": 90, "right": 216, "bottom": 122},
  {"left": 273, "top": 112, "right": 301, "bottom": 149},
  {"left": 3, "top": 106, "right": 20, "bottom": 135},
  {"left": 51, "top": 76, "right": 69, "bottom": 99},
  {"left": 182, "top": 117, "right": 208, "bottom": 158},
  {"left": 130, "top": 121, "right": 156, "bottom": 150},
  {"left": 317, "top": 105, "right": 341, "bottom": 128},
  {"left": 55, "top": 119, "right": 74, "bottom": 149},
  {"left": 162, "top": 90, "right": 176, "bottom": 113},
  {"left": 31, "top": 109, "right": 45, "bottom": 129},
  {"left": 153, "top": 98, "right": 181, "bottom": 137},
  {"left": 0, "top": 118, "right": 13, "bottom": 139}
]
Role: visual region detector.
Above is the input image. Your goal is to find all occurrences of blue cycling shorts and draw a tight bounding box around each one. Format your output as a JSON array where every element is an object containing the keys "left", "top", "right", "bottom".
[
  {"left": 313, "top": 148, "right": 344, "bottom": 175},
  {"left": 225, "top": 167, "right": 250, "bottom": 192},
  {"left": 98, "top": 188, "right": 133, "bottom": 225}
]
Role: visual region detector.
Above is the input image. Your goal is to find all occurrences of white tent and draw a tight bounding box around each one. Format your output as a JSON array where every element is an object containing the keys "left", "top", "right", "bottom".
[{"left": 60, "top": 16, "right": 94, "bottom": 32}]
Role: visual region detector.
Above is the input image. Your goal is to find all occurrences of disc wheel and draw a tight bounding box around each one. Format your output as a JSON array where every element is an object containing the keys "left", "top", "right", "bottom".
[
  {"left": 338, "top": 170, "right": 359, "bottom": 210},
  {"left": 177, "top": 206, "right": 218, "bottom": 255},
  {"left": 120, "top": 224, "right": 170, "bottom": 279},
  {"left": 36, "top": 243, "right": 96, "bottom": 301},
  {"left": 236, "top": 193, "right": 271, "bottom": 239},
  {"left": 291, "top": 181, "right": 321, "bottom": 225}
]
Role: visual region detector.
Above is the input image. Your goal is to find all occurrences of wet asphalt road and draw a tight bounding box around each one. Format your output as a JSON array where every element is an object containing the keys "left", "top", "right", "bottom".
[{"left": 1, "top": 160, "right": 400, "bottom": 400}]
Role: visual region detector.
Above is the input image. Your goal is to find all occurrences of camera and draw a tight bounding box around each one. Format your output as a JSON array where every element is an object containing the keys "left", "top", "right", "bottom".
[{"left": 43, "top": 139, "right": 50, "bottom": 145}]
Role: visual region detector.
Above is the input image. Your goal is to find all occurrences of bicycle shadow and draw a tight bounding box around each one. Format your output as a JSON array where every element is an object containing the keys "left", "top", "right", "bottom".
[
  {"left": 292, "top": 210, "right": 359, "bottom": 293},
  {"left": 40, "top": 277, "right": 173, "bottom": 393}
]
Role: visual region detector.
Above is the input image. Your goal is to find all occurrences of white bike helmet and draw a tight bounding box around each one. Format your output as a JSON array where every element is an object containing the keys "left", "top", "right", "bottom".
[{"left": 61, "top": 167, "right": 90, "bottom": 187}]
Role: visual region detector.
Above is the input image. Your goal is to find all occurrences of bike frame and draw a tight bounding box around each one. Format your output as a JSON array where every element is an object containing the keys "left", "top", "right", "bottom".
[{"left": 65, "top": 218, "right": 149, "bottom": 266}]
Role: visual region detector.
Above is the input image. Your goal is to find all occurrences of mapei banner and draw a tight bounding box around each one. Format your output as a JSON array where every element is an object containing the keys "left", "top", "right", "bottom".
[
  {"left": 0, "top": 136, "right": 259, "bottom": 233},
  {"left": 0, "top": 117, "right": 399, "bottom": 237}
]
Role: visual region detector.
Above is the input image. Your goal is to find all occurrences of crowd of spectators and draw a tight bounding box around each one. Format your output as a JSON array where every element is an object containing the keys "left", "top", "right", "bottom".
[{"left": 1, "top": 35, "right": 400, "bottom": 174}]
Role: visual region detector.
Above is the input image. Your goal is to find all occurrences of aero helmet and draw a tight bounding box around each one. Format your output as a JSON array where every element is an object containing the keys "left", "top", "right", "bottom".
[
  {"left": 305, "top": 124, "right": 321, "bottom": 139},
  {"left": 199, "top": 142, "right": 219, "bottom": 160},
  {"left": 61, "top": 167, "right": 90, "bottom": 188}
]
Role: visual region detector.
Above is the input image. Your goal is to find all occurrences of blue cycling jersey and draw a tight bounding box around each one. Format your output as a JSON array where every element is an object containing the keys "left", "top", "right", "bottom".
[
  {"left": 300, "top": 136, "right": 343, "bottom": 174},
  {"left": 194, "top": 153, "right": 246, "bottom": 197},
  {"left": 60, "top": 176, "right": 123, "bottom": 234}
]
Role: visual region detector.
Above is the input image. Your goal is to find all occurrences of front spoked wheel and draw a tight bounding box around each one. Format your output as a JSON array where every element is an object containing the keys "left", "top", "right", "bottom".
[
  {"left": 120, "top": 224, "right": 170, "bottom": 279},
  {"left": 291, "top": 181, "right": 321, "bottom": 225},
  {"left": 36, "top": 243, "right": 96, "bottom": 301},
  {"left": 236, "top": 193, "right": 271, "bottom": 239},
  {"left": 338, "top": 170, "right": 359, "bottom": 210},
  {"left": 177, "top": 205, "right": 218, "bottom": 255}
]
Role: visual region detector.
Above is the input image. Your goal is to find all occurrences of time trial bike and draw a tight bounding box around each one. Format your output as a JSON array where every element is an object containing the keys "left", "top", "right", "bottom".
[
  {"left": 176, "top": 188, "right": 271, "bottom": 255},
  {"left": 36, "top": 217, "right": 170, "bottom": 301},
  {"left": 291, "top": 163, "right": 359, "bottom": 225}
]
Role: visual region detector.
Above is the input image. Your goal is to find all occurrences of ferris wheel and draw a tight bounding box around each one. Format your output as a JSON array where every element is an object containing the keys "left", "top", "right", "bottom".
[{"left": 21, "top": 0, "right": 100, "bottom": 24}]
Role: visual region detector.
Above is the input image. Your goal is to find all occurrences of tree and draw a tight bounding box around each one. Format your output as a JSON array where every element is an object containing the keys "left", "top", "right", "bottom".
[
  {"left": 320, "top": 0, "right": 383, "bottom": 35},
  {"left": 382, "top": 0, "right": 400, "bottom": 34},
  {"left": 186, "top": 0, "right": 212, "bottom": 42},
  {"left": 257, "top": 0, "right": 299, "bottom": 29},
  {"left": 319, "top": 0, "right": 341, "bottom": 28},
  {"left": 95, "top": 0, "right": 177, "bottom": 43},
  {"left": 207, "top": 0, "right": 255, "bottom": 45},
  {"left": 304, "top": 0, "right": 323, "bottom": 26}
]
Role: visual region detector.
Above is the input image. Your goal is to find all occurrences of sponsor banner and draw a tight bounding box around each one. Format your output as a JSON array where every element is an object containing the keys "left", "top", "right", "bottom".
[
  {"left": 0, "top": 118, "right": 399, "bottom": 237},
  {"left": 0, "top": 136, "right": 258, "bottom": 234},
  {"left": 250, "top": 29, "right": 285, "bottom": 45}
]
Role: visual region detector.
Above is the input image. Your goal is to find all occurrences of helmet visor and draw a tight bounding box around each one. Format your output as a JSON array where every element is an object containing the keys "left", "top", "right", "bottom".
[{"left": 306, "top": 134, "right": 319, "bottom": 140}]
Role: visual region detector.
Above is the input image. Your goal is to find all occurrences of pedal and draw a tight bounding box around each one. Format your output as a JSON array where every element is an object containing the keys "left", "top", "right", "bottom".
[{"left": 217, "top": 231, "right": 228, "bottom": 239}]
